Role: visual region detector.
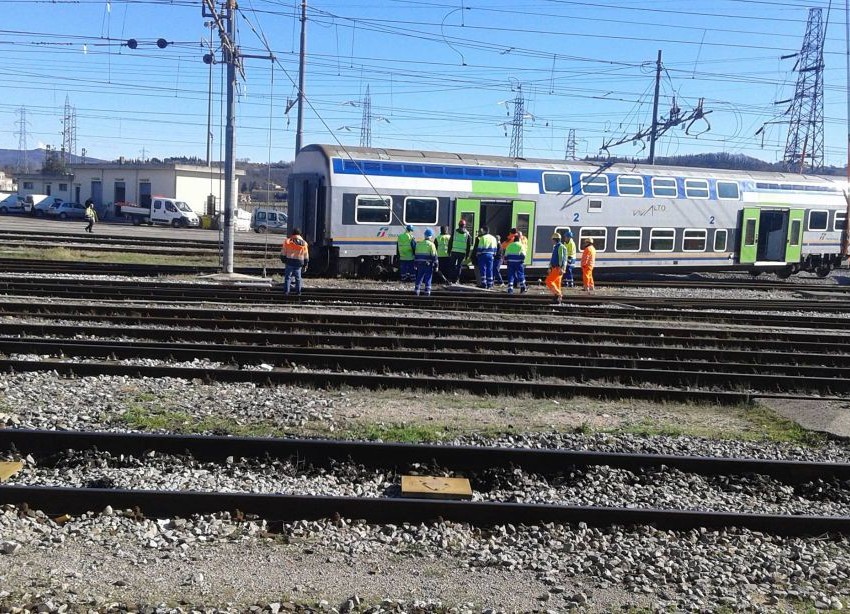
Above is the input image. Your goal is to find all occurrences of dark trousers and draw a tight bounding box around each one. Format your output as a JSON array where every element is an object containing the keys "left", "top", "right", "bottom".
[
  {"left": 399, "top": 259, "right": 415, "bottom": 281},
  {"left": 414, "top": 262, "right": 434, "bottom": 294},
  {"left": 562, "top": 258, "right": 575, "bottom": 287},
  {"left": 449, "top": 253, "right": 466, "bottom": 282},
  {"left": 507, "top": 262, "right": 526, "bottom": 291},
  {"left": 477, "top": 254, "right": 494, "bottom": 288},
  {"left": 85, "top": 219, "right": 94, "bottom": 233}
]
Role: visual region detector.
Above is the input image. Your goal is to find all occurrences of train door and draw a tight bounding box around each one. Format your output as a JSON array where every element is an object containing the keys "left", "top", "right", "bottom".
[
  {"left": 286, "top": 173, "right": 324, "bottom": 243},
  {"left": 784, "top": 209, "right": 804, "bottom": 263},
  {"left": 455, "top": 198, "right": 480, "bottom": 232},
  {"left": 739, "top": 207, "right": 760, "bottom": 264},
  {"left": 511, "top": 200, "right": 535, "bottom": 264}
]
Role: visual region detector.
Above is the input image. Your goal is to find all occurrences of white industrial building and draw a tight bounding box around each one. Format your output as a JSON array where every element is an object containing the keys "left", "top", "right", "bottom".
[{"left": 16, "top": 162, "right": 243, "bottom": 217}]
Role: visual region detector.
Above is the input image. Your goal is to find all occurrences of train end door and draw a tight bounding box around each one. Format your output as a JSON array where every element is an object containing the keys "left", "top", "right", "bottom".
[
  {"left": 511, "top": 200, "right": 536, "bottom": 264},
  {"left": 739, "top": 207, "right": 760, "bottom": 264},
  {"left": 455, "top": 198, "right": 480, "bottom": 231},
  {"left": 286, "top": 173, "right": 325, "bottom": 244}
]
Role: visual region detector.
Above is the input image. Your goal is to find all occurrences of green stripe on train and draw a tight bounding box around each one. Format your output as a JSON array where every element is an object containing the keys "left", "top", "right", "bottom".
[{"left": 471, "top": 180, "right": 519, "bottom": 196}]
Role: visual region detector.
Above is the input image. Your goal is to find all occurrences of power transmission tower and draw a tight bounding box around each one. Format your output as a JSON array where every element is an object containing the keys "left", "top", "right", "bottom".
[
  {"left": 508, "top": 85, "right": 525, "bottom": 158},
  {"left": 61, "top": 95, "right": 77, "bottom": 165},
  {"left": 782, "top": 7, "right": 826, "bottom": 174},
  {"left": 565, "top": 129, "right": 577, "bottom": 160},
  {"left": 15, "top": 107, "right": 30, "bottom": 173},
  {"left": 360, "top": 84, "right": 372, "bottom": 148}
]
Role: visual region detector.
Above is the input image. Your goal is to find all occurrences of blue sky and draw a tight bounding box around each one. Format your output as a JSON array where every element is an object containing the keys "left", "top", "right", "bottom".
[{"left": 0, "top": 0, "right": 845, "bottom": 166}]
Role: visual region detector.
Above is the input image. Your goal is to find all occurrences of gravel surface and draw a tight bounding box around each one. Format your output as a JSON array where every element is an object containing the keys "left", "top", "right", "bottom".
[{"left": 0, "top": 504, "right": 848, "bottom": 612}]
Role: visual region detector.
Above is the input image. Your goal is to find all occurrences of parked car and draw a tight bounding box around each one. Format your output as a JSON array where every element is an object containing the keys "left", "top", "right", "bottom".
[
  {"left": 46, "top": 201, "right": 87, "bottom": 220},
  {"left": 250, "top": 208, "right": 288, "bottom": 233},
  {"left": 0, "top": 194, "right": 29, "bottom": 214},
  {"left": 28, "top": 195, "right": 60, "bottom": 216}
]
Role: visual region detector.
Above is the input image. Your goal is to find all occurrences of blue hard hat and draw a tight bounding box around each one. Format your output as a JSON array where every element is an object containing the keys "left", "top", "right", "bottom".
[
  {"left": 405, "top": 224, "right": 414, "bottom": 232},
  {"left": 424, "top": 228, "right": 434, "bottom": 238},
  {"left": 564, "top": 229, "right": 574, "bottom": 238}
]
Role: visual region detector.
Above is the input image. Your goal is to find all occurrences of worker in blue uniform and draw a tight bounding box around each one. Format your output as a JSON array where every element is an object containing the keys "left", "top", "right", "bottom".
[
  {"left": 475, "top": 226, "right": 498, "bottom": 289},
  {"left": 413, "top": 228, "right": 438, "bottom": 296},
  {"left": 504, "top": 232, "right": 528, "bottom": 294}
]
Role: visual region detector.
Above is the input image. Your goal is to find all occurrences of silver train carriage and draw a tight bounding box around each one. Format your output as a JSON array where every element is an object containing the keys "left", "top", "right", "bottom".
[{"left": 287, "top": 144, "right": 850, "bottom": 278}]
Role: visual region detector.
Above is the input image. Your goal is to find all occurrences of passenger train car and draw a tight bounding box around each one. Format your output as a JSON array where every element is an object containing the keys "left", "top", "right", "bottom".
[{"left": 287, "top": 144, "right": 849, "bottom": 278}]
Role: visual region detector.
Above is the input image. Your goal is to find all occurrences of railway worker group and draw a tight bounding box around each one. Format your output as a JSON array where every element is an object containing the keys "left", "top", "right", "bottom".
[
  {"left": 279, "top": 222, "right": 597, "bottom": 300},
  {"left": 395, "top": 221, "right": 597, "bottom": 300}
]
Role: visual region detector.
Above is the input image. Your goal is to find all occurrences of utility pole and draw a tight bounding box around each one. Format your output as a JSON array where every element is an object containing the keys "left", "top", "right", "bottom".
[
  {"left": 202, "top": 0, "right": 273, "bottom": 274},
  {"left": 360, "top": 84, "right": 372, "bottom": 148},
  {"left": 565, "top": 128, "right": 577, "bottom": 160},
  {"left": 295, "top": 0, "right": 307, "bottom": 155},
  {"left": 508, "top": 85, "right": 526, "bottom": 158},
  {"left": 15, "top": 107, "right": 30, "bottom": 174},
  {"left": 648, "top": 50, "right": 662, "bottom": 165}
]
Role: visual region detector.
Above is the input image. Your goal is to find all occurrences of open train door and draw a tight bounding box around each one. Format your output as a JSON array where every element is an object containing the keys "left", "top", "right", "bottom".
[
  {"left": 739, "top": 207, "right": 760, "bottom": 264},
  {"left": 455, "top": 198, "right": 480, "bottom": 231},
  {"left": 784, "top": 209, "right": 804, "bottom": 265},
  {"left": 511, "top": 200, "right": 536, "bottom": 265}
]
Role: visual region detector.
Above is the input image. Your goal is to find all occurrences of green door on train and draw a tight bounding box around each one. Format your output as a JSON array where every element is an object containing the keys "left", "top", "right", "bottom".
[
  {"left": 455, "top": 199, "right": 480, "bottom": 234},
  {"left": 784, "top": 208, "right": 805, "bottom": 264},
  {"left": 511, "top": 200, "right": 536, "bottom": 264},
  {"left": 739, "top": 207, "right": 760, "bottom": 264}
]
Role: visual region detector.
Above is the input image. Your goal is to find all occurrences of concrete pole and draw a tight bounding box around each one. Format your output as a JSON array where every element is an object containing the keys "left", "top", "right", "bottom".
[
  {"left": 295, "top": 0, "right": 306, "bottom": 155},
  {"left": 222, "top": 0, "right": 237, "bottom": 274},
  {"left": 648, "top": 49, "right": 662, "bottom": 165}
]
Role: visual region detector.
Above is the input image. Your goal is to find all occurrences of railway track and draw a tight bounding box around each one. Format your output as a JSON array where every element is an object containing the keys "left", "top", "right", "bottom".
[
  {"left": 0, "top": 301, "right": 847, "bottom": 402},
  {"left": 2, "top": 277, "right": 850, "bottom": 316},
  {"left": 2, "top": 429, "right": 848, "bottom": 535}
]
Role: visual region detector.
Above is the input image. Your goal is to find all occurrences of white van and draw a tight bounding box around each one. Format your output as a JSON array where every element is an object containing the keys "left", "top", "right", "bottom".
[
  {"left": 0, "top": 194, "right": 29, "bottom": 214},
  {"left": 29, "top": 195, "right": 62, "bottom": 216},
  {"left": 250, "top": 208, "right": 288, "bottom": 234}
]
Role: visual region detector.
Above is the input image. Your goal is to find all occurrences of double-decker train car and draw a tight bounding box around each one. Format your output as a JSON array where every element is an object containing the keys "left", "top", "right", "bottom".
[{"left": 287, "top": 144, "right": 849, "bottom": 277}]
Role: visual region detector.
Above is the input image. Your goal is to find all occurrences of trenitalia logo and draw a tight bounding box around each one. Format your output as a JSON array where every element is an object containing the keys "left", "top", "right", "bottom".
[{"left": 376, "top": 226, "right": 389, "bottom": 237}]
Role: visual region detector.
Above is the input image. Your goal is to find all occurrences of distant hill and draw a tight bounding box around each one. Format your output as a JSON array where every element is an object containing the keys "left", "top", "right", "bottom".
[{"left": 0, "top": 148, "right": 105, "bottom": 171}]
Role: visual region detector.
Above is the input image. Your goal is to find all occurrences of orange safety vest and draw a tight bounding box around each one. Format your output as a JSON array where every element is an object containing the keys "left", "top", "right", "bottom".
[
  {"left": 282, "top": 235, "right": 309, "bottom": 265},
  {"left": 581, "top": 245, "right": 596, "bottom": 268}
]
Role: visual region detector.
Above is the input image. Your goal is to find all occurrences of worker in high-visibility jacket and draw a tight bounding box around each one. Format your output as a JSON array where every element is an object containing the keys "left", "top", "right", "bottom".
[
  {"left": 280, "top": 228, "right": 310, "bottom": 296},
  {"left": 504, "top": 231, "right": 528, "bottom": 294},
  {"left": 449, "top": 219, "right": 472, "bottom": 283},
  {"left": 436, "top": 225, "right": 452, "bottom": 283},
  {"left": 397, "top": 224, "right": 416, "bottom": 282},
  {"left": 581, "top": 237, "right": 597, "bottom": 291},
  {"left": 474, "top": 226, "right": 498, "bottom": 289},
  {"left": 545, "top": 232, "right": 568, "bottom": 304},
  {"left": 414, "top": 228, "right": 438, "bottom": 296},
  {"left": 561, "top": 229, "right": 577, "bottom": 288}
]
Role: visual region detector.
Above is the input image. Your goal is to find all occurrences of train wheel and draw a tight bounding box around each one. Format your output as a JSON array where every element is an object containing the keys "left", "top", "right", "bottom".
[
  {"left": 775, "top": 267, "right": 792, "bottom": 279},
  {"left": 816, "top": 266, "right": 831, "bottom": 278}
]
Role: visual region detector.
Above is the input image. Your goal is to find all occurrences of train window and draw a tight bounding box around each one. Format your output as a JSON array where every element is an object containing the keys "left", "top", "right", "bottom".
[
  {"left": 808, "top": 210, "right": 829, "bottom": 231},
  {"left": 744, "top": 219, "right": 757, "bottom": 246},
  {"left": 617, "top": 176, "right": 644, "bottom": 197},
  {"left": 717, "top": 181, "right": 740, "bottom": 200},
  {"left": 403, "top": 197, "right": 438, "bottom": 225},
  {"left": 615, "top": 228, "right": 641, "bottom": 252},
  {"left": 651, "top": 177, "right": 677, "bottom": 197},
  {"left": 713, "top": 229, "right": 728, "bottom": 252},
  {"left": 354, "top": 196, "right": 392, "bottom": 224},
  {"left": 790, "top": 220, "right": 801, "bottom": 245},
  {"left": 588, "top": 199, "right": 602, "bottom": 212},
  {"left": 445, "top": 167, "right": 464, "bottom": 176},
  {"left": 649, "top": 228, "right": 675, "bottom": 252},
  {"left": 403, "top": 165, "right": 423, "bottom": 174},
  {"left": 684, "top": 179, "right": 709, "bottom": 199},
  {"left": 835, "top": 212, "right": 847, "bottom": 231},
  {"left": 581, "top": 174, "right": 609, "bottom": 195},
  {"left": 682, "top": 229, "right": 707, "bottom": 252},
  {"left": 579, "top": 227, "right": 607, "bottom": 251},
  {"left": 542, "top": 172, "right": 573, "bottom": 194}
]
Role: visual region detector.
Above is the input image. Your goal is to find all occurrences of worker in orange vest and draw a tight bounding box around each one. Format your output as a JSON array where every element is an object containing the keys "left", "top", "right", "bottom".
[
  {"left": 581, "top": 237, "right": 596, "bottom": 291},
  {"left": 281, "top": 228, "right": 310, "bottom": 295}
]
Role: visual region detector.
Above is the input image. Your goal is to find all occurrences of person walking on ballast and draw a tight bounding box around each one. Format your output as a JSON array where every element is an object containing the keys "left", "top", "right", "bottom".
[
  {"left": 581, "top": 237, "right": 597, "bottom": 291},
  {"left": 414, "top": 228, "right": 438, "bottom": 296},
  {"left": 281, "top": 228, "right": 310, "bottom": 295},
  {"left": 397, "top": 224, "right": 416, "bottom": 282},
  {"left": 448, "top": 219, "right": 472, "bottom": 283},
  {"left": 545, "top": 232, "right": 567, "bottom": 304},
  {"left": 504, "top": 232, "right": 528, "bottom": 294},
  {"left": 84, "top": 200, "right": 98, "bottom": 234}
]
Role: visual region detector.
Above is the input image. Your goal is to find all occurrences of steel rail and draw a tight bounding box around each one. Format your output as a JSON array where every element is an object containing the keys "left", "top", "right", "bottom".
[
  {"left": 0, "top": 231, "right": 272, "bottom": 251},
  {"left": 3, "top": 429, "right": 846, "bottom": 482},
  {"left": 3, "top": 337, "right": 849, "bottom": 386},
  {"left": 2, "top": 316, "right": 848, "bottom": 357},
  {"left": 0, "top": 358, "right": 757, "bottom": 404},
  {"left": 1, "top": 337, "right": 845, "bottom": 395},
  {"left": 3, "top": 278, "right": 850, "bottom": 313},
  {"left": 2, "top": 430, "right": 848, "bottom": 535},
  {"left": 3, "top": 485, "right": 847, "bottom": 535},
  {"left": 4, "top": 298, "right": 850, "bottom": 333}
]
